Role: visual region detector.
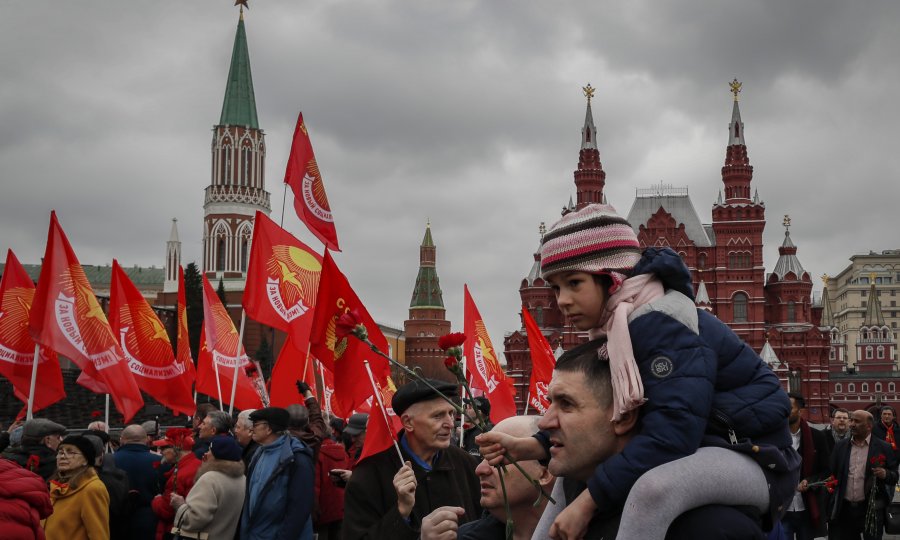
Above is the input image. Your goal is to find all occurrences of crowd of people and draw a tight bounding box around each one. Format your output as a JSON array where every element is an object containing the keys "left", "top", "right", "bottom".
[{"left": 2, "top": 202, "right": 897, "bottom": 540}]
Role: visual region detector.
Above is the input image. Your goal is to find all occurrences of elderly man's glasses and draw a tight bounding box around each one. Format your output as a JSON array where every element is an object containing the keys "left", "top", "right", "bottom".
[{"left": 57, "top": 449, "right": 83, "bottom": 458}]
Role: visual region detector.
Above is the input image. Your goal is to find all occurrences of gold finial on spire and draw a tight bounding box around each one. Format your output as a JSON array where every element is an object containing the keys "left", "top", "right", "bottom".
[
  {"left": 870, "top": 272, "right": 877, "bottom": 283},
  {"left": 821, "top": 274, "right": 830, "bottom": 286},
  {"left": 539, "top": 222, "right": 547, "bottom": 238},
  {"left": 582, "top": 84, "right": 595, "bottom": 105},
  {"left": 782, "top": 214, "right": 791, "bottom": 230},
  {"left": 426, "top": 217, "right": 431, "bottom": 228},
  {"left": 235, "top": 0, "right": 249, "bottom": 17},
  {"left": 730, "top": 78, "right": 742, "bottom": 102}
]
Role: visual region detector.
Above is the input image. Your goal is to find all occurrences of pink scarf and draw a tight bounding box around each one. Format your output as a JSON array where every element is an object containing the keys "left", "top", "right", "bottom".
[{"left": 589, "top": 273, "right": 665, "bottom": 421}]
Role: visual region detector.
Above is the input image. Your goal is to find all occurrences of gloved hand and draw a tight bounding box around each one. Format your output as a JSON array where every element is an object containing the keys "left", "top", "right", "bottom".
[{"left": 296, "top": 380, "right": 311, "bottom": 395}]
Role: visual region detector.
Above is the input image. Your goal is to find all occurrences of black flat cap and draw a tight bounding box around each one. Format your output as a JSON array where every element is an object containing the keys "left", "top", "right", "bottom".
[
  {"left": 392, "top": 379, "right": 459, "bottom": 415},
  {"left": 249, "top": 407, "right": 290, "bottom": 432}
]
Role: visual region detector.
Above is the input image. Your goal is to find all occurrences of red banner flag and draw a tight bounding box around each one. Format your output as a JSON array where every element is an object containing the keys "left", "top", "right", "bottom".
[
  {"left": 109, "top": 260, "right": 195, "bottom": 416},
  {"left": 463, "top": 285, "right": 516, "bottom": 423},
  {"left": 29, "top": 212, "right": 144, "bottom": 421},
  {"left": 197, "top": 274, "right": 262, "bottom": 409},
  {"left": 309, "top": 251, "right": 389, "bottom": 414},
  {"left": 319, "top": 362, "right": 345, "bottom": 420},
  {"left": 0, "top": 249, "right": 66, "bottom": 415},
  {"left": 284, "top": 113, "right": 340, "bottom": 251},
  {"left": 269, "top": 335, "right": 317, "bottom": 408},
  {"left": 522, "top": 305, "right": 556, "bottom": 415},
  {"left": 176, "top": 266, "right": 196, "bottom": 383},
  {"left": 358, "top": 376, "right": 402, "bottom": 463}
]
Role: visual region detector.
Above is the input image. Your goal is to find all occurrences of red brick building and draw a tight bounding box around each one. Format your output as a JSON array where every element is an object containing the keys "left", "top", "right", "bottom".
[{"left": 504, "top": 82, "right": 833, "bottom": 421}]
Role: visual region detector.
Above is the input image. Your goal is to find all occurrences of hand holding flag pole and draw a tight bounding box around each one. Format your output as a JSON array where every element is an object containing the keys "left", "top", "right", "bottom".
[{"left": 362, "top": 360, "right": 404, "bottom": 464}]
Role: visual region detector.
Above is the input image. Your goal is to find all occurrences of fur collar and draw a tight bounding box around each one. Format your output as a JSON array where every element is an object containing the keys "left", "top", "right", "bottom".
[{"left": 195, "top": 458, "right": 245, "bottom": 480}]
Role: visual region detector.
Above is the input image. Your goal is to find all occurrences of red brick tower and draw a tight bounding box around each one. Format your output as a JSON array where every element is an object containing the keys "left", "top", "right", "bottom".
[
  {"left": 573, "top": 84, "right": 606, "bottom": 211},
  {"left": 404, "top": 222, "right": 452, "bottom": 382},
  {"left": 203, "top": 10, "right": 271, "bottom": 282},
  {"left": 709, "top": 79, "right": 767, "bottom": 350},
  {"left": 764, "top": 216, "right": 830, "bottom": 420}
]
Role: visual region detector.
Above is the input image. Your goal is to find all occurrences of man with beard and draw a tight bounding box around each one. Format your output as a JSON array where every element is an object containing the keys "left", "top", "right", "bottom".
[
  {"left": 342, "top": 379, "right": 481, "bottom": 540},
  {"left": 824, "top": 408, "right": 851, "bottom": 456},
  {"left": 781, "top": 393, "right": 830, "bottom": 540},
  {"left": 828, "top": 410, "right": 899, "bottom": 538}
]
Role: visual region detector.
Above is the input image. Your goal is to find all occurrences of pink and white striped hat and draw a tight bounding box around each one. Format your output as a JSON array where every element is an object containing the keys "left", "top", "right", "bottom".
[{"left": 539, "top": 204, "right": 641, "bottom": 292}]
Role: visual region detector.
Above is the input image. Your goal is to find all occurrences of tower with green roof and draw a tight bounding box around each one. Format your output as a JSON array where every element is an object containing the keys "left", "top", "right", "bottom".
[
  {"left": 203, "top": 9, "right": 271, "bottom": 283},
  {"left": 404, "top": 222, "right": 453, "bottom": 382}
]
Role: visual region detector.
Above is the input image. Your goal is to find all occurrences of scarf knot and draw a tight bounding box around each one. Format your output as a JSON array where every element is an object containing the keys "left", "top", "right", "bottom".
[{"left": 588, "top": 273, "right": 665, "bottom": 421}]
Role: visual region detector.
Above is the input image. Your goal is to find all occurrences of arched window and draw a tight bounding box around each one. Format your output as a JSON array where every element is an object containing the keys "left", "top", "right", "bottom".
[
  {"left": 221, "top": 140, "right": 232, "bottom": 185},
  {"left": 242, "top": 146, "right": 252, "bottom": 186},
  {"left": 891, "top": 383, "right": 896, "bottom": 392},
  {"left": 698, "top": 253, "right": 707, "bottom": 269},
  {"left": 733, "top": 293, "right": 748, "bottom": 322},
  {"left": 866, "top": 346, "right": 874, "bottom": 359},
  {"left": 862, "top": 383, "right": 869, "bottom": 393},
  {"left": 849, "top": 383, "right": 856, "bottom": 393},
  {"left": 835, "top": 383, "right": 842, "bottom": 393},
  {"left": 878, "top": 346, "right": 885, "bottom": 359},
  {"left": 787, "top": 301, "right": 796, "bottom": 323},
  {"left": 829, "top": 348, "right": 835, "bottom": 360},
  {"left": 876, "top": 382, "right": 883, "bottom": 392},
  {"left": 217, "top": 238, "right": 226, "bottom": 272},
  {"left": 241, "top": 239, "right": 249, "bottom": 272}
]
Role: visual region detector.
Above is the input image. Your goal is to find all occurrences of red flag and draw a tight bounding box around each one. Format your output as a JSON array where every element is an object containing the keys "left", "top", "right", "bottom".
[
  {"left": 318, "top": 362, "right": 346, "bottom": 419},
  {"left": 358, "top": 376, "right": 402, "bottom": 463},
  {"left": 463, "top": 285, "right": 516, "bottom": 423},
  {"left": 269, "top": 335, "right": 317, "bottom": 408},
  {"left": 243, "top": 211, "right": 322, "bottom": 336},
  {"left": 284, "top": 113, "right": 340, "bottom": 251},
  {"left": 522, "top": 305, "right": 556, "bottom": 415},
  {"left": 109, "top": 260, "right": 195, "bottom": 416},
  {"left": 199, "top": 276, "right": 262, "bottom": 409},
  {"left": 176, "top": 266, "right": 196, "bottom": 383},
  {"left": 309, "top": 251, "right": 389, "bottom": 414},
  {"left": 29, "top": 212, "right": 144, "bottom": 421},
  {"left": 0, "top": 249, "right": 65, "bottom": 414}
]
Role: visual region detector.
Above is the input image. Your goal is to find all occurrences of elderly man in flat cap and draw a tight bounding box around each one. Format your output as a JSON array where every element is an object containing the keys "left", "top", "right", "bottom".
[
  {"left": 342, "top": 378, "right": 481, "bottom": 540},
  {"left": 239, "top": 406, "right": 315, "bottom": 540},
  {"left": 1, "top": 418, "right": 67, "bottom": 480}
]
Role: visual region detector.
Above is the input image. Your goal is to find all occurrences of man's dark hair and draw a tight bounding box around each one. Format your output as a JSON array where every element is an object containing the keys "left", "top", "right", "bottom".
[
  {"left": 206, "top": 410, "right": 232, "bottom": 434},
  {"left": 286, "top": 404, "right": 309, "bottom": 430},
  {"left": 788, "top": 392, "right": 805, "bottom": 409},
  {"left": 881, "top": 405, "right": 896, "bottom": 415},
  {"left": 195, "top": 402, "right": 216, "bottom": 420},
  {"left": 831, "top": 407, "right": 849, "bottom": 418},
  {"left": 554, "top": 338, "right": 612, "bottom": 407}
]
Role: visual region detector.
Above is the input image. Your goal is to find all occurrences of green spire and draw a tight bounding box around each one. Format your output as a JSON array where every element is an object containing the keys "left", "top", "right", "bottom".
[
  {"left": 219, "top": 15, "right": 259, "bottom": 128},
  {"left": 409, "top": 222, "right": 444, "bottom": 309}
]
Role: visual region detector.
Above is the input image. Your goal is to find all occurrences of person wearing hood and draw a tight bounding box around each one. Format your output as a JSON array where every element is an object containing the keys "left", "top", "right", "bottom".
[
  {"left": 43, "top": 435, "right": 110, "bottom": 540},
  {"left": 314, "top": 425, "right": 352, "bottom": 540},
  {"left": 170, "top": 435, "right": 246, "bottom": 539},
  {"left": 478, "top": 203, "right": 799, "bottom": 539},
  {"left": 151, "top": 427, "right": 201, "bottom": 540},
  {"left": 0, "top": 456, "right": 53, "bottom": 540}
]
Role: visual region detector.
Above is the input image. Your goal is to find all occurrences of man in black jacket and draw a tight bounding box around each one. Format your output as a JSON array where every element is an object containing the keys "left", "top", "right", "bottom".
[
  {"left": 0, "top": 418, "right": 66, "bottom": 480},
  {"left": 782, "top": 393, "right": 831, "bottom": 540},
  {"left": 828, "top": 409, "right": 899, "bottom": 538}
]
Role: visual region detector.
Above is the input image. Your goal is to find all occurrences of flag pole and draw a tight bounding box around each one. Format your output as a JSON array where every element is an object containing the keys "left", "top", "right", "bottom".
[
  {"left": 301, "top": 343, "right": 312, "bottom": 392},
  {"left": 316, "top": 359, "right": 330, "bottom": 416},
  {"left": 105, "top": 394, "right": 110, "bottom": 426},
  {"left": 523, "top": 391, "right": 531, "bottom": 416},
  {"left": 229, "top": 310, "right": 247, "bottom": 416},
  {"left": 26, "top": 343, "right": 40, "bottom": 420},
  {"left": 458, "top": 356, "right": 466, "bottom": 447},
  {"left": 363, "top": 360, "right": 404, "bottom": 463}
]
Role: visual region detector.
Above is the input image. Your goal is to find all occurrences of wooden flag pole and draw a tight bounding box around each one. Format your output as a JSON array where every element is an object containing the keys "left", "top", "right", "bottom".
[
  {"left": 213, "top": 351, "right": 224, "bottom": 412},
  {"left": 316, "top": 359, "right": 330, "bottom": 416},
  {"left": 105, "top": 394, "right": 110, "bottom": 427},
  {"left": 523, "top": 391, "right": 531, "bottom": 416},
  {"left": 26, "top": 343, "right": 40, "bottom": 420},
  {"left": 228, "top": 310, "right": 247, "bottom": 416},
  {"left": 363, "top": 360, "right": 404, "bottom": 464},
  {"left": 458, "top": 356, "right": 466, "bottom": 447}
]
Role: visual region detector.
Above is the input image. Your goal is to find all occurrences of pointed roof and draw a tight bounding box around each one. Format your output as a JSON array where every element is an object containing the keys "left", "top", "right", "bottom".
[
  {"left": 695, "top": 281, "right": 711, "bottom": 305},
  {"left": 168, "top": 218, "right": 180, "bottom": 243},
  {"left": 581, "top": 98, "right": 597, "bottom": 150},
  {"left": 771, "top": 216, "right": 808, "bottom": 281},
  {"left": 409, "top": 222, "right": 444, "bottom": 309},
  {"left": 820, "top": 281, "right": 836, "bottom": 327},
  {"left": 728, "top": 78, "right": 745, "bottom": 146},
  {"left": 760, "top": 340, "right": 781, "bottom": 368},
  {"left": 864, "top": 279, "right": 886, "bottom": 327},
  {"left": 219, "top": 14, "right": 259, "bottom": 128}
]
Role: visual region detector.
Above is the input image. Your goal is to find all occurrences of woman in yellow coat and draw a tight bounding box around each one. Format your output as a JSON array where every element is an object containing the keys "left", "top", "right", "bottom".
[{"left": 43, "top": 435, "right": 110, "bottom": 540}]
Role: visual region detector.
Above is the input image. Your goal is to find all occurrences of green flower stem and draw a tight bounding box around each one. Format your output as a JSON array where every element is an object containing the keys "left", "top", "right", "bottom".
[
  {"left": 497, "top": 465, "right": 514, "bottom": 540},
  {"left": 354, "top": 334, "right": 555, "bottom": 505}
]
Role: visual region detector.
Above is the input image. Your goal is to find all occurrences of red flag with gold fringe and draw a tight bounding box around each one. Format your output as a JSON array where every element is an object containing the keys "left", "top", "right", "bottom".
[{"left": 522, "top": 305, "right": 555, "bottom": 414}]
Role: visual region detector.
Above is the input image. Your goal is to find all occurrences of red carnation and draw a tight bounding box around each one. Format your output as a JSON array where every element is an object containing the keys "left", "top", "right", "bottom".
[
  {"left": 444, "top": 356, "right": 458, "bottom": 370},
  {"left": 438, "top": 332, "right": 466, "bottom": 351},
  {"left": 335, "top": 309, "right": 366, "bottom": 341},
  {"left": 90, "top": 410, "right": 102, "bottom": 418},
  {"left": 245, "top": 364, "right": 258, "bottom": 376}
]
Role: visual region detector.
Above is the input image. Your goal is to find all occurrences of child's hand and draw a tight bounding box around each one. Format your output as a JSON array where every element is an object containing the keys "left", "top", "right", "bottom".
[
  {"left": 550, "top": 490, "right": 596, "bottom": 539},
  {"left": 476, "top": 432, "right": 544, "bottom": 465}
]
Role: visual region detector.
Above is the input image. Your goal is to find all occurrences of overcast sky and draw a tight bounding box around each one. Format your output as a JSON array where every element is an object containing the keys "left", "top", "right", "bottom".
[{"left": 3, "top": 1, "right": 899, "bottom": 360}]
